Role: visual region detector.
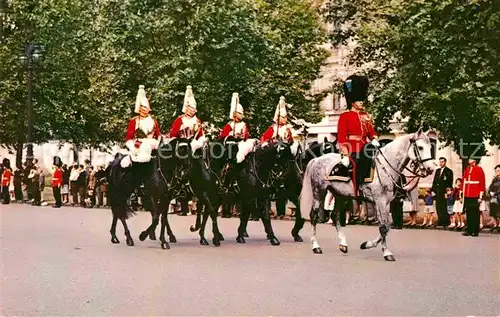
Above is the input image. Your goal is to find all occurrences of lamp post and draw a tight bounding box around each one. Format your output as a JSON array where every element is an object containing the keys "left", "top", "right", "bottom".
[{"left": 19, "top": 44, "right": 44, "bottom": 165}]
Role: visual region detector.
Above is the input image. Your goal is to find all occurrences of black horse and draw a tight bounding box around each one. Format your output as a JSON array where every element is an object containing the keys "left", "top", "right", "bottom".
[
  {"left": 138, "top": 137, "right": 224, "bottom": 249},
  {"left": 188, "top": 136, "right": 246, "bottom": 241},
  {"left": 229, "top": 140, "right": 294, "bottom": 245}
]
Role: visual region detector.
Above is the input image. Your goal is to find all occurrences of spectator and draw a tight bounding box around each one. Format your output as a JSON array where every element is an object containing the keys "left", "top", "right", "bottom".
[
  {"left": 445, "top": 187, "right": 455, "bottom": 228},
  {"left": 1, "top": 158, "right": 12, "bottom": 204},
  {"left": 38, "top": 166, "right": 46, "bottom": 205},
  {"left": 391, "top": 175, "right": 407, "bottom": 229},
  {"left": 421, "top": 188, "right": 435, "bottom": 227},
  {"left": 13, "top": 164, "right": 24, "bottom": 202},
  {"left": 487, "top": 164, "right": 500, "bottom": 232},
  {"left": 451, "top": 178, "right": 465, "bottom": 229},
  {"left": 76, "top": 165, "right": 86, "bottom": 207},
  {"left": 52, "top": 157, "right": 63, "bottom": 208},
  {"left": 69, "top": 163, "right": 80, "bottom": 205},
  {"left": 30, "top": 160, "right": 41, "bottom": 206},
  {"left": 86, "top": 166, "right": 96, "bottom": 208},
  {"left": 462, "top": 158, "right": 485, "bottom": 237},
  {"left": 94, "top": 165, "right": 106, "bottom": 207},
  {"left": 61, "top": 164, "right": 70, "bottom": 204},
  {"left": 431, "top": 157, "right": 453, "bottom": 228}
]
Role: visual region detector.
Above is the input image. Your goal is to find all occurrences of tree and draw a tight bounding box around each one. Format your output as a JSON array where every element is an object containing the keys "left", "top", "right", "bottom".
[{"left": 323, "top": 0, "right": 500, "bottom": 159}]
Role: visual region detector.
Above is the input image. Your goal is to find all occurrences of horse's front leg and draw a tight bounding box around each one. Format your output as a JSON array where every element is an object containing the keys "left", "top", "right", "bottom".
[
  {"left": 331, "top": 196, "right": 348, "bottom": 253},
  {"left": 237, "top": 200, "right": 251, "bottom": 243},
  {"left": 120, "top": 216, "right": 134, "bottom": 246},
  {"left": 310, "top": 215, "right": 322, "bottom": 254},
  {"left": 139, "top": 197, "right": 160, "bottom": 243},
  {"left": 198, "top": 204, "right": 210, "bottom": 246},
  {"left": 289, "top": 195, "right": 305, "bottom": 242},
  {"left": 159, "top": 210, "right": 170, "bottom": 250},
  {"left": 260, "top": 198, "right": 280, "bottom": 246},
  {"left": 360, "top": 201, "right": 395, "bottom": 261},
  {"left": 110, "top": 213, "right": 120, "bottom": 244},
  {"left": 148, "top": 209, "right": 156, "bottom": 240}
]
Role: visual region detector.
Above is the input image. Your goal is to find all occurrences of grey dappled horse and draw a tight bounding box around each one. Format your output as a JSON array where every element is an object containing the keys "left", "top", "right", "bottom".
[{"left": 300, "top": 131, "right": 436, "bottom": 261}]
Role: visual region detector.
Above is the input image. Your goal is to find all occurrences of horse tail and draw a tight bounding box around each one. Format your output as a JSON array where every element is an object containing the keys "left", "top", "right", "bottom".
[
  {"left": 107, "top": 156, "right": 136, "bottom": 220},
  {"left": 299, "top": 160, "right": 315, "bottom": 218}
]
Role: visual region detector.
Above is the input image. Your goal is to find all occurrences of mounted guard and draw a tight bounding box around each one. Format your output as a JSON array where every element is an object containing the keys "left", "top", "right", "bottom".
[
  {"left": 121, "top": 85, "right": 161, "bottom": 168},
  {"left": 169, "top": 85, "right": 206, "bottom": 152},
  {"left": 326, "top": 75, "right": 380, "bottom": 197},
  {"left": 260, "top": 96, "right": 295, "bottom": 144}
]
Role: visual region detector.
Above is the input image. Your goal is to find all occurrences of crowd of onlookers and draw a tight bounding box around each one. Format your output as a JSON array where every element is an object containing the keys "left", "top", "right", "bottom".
[
  {"left": 1, "top": 158, "right": 108, "bottom": 208},
  {"left": 2, "top": 156, "right": 500, "bottom": 234}
]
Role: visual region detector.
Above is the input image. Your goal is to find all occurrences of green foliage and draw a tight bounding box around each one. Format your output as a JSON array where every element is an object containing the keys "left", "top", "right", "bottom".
[
  {"left": 324, "top": 0, "right": 500, "bottom": 158},
  {"left": 0, "top": 0, "right": 328, "bottom": 149}
]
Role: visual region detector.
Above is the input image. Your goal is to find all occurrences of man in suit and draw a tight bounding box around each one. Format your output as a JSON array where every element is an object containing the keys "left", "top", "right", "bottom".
[{"left": 432, "top": 157, "right": 453, "bottom": 227}]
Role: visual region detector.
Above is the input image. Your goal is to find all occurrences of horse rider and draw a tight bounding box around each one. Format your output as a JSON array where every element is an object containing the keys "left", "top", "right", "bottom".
[
  {"left": 217, "top": 93, "right": 250, "bottom": 194},
  {"left": 218, "top": 92, "right": 249, "bottom": 141},
  {"left": 326, "top": 74, "right": 380, "bottom": 197},
  {"left": 168, "top": 85, "right": 205, "bottom": 216},
  {"left": 260, "top": 96, "right": 295, "bottom": 144},
  {"left": 121, "top": 85, "right": 162, "bottom": 168},
  {"left": 169, "top": 85, "right": 205, "bottom": 140}
]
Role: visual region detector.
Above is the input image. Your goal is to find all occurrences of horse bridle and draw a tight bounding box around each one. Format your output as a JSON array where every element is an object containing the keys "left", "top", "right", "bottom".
[{"left": 374, "top": 137, "right": 433, "bottom": 192}]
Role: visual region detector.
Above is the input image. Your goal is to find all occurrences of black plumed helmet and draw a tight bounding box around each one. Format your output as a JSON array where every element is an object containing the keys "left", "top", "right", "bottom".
[
  {"left": 53, "top": 156, "right": 63, "bottom": 168},
  {"left": 343, "top": 74, "right": 369, "bottom": 107},
  {"left": 2, "top": 158, "right": 10, "bottom": 168}
]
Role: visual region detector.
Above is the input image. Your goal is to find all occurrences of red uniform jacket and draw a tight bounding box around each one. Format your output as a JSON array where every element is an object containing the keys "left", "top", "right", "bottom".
[
  {"left": 260, "top": 124, "right": 293, "bottom": 143},
  {"left": 218, "top": 121, "right": 249, "bottom": 140},
  {"left": 1, "top": 168, "right": 12, "bottom": 186},
  {"left": 462, "top": 165, "right": 486, "bottom": 198},
  {"left": 125, "top": 116, "right": 161, "bottom": 143},
  {"left": 337, "top": 110, "right": 377, "bottom": 154},
  {"left": 52, "top": 168, "right": 63, "bottom": 187},
  {"left": 169, "top": 115, "right": 204, "bottom": 139}
]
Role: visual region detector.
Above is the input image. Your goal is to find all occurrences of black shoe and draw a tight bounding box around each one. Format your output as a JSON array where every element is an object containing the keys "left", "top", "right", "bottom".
[
  {"left": 471, "top": 233, "right": 479, "bottom": 237},
  {"left": 462, "top": 232, "right": 471, "bottom": 236},
  {"left": 52, "top": 205, "right": 61, "bottom": 208}
]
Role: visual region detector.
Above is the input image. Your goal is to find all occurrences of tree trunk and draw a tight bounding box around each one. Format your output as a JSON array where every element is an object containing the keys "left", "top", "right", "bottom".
[
  {"left": 15, "top": 141, "right": 23, "bottom": 168},
  {"left": 73, "top": 144, "right": 79, "bottom": 164}
]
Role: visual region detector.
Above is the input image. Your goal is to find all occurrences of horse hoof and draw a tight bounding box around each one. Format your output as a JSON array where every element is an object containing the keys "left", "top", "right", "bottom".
[
  {"left": 111, "top": 236, "right": 120, "bottom": 244},
  {"left": 139, "top": 231, "right": 148, "bottom": 241},
  {"left": 149, "top": 232, "right": 156, "bottom": 241},
  {"left": 126, "top": 238, "right": 134, "bottom": 246},
  {"left": 339, "top": 245, "right": 348, "bottom": 253},
  {"left": 384, "top": 254, "right": 396, "bottom": 261},
  {"left": 200, "top": 238, "right": 209, "bottom": 246},
  {"left": 243, "top": 231, "right": 249, "bottom": 238},
  {"left": 161, "top": 242, "right": 170, "bottom": 250},
  {"left": 217, "top": 233, "right": 225, "bottom": 241},
  {"left": 360, "top": 241, "right": 368, "bottom": 250},
  {"left": 236, "top": 236, "right": 246, "bottom": 243},
  {"left": 169, "top": 236, "right": 177, "bottom": 243},
  {"left": 189, "top": 225, "right": 197, "bottom": 232},
  {"left": 312, "top": 247, "right": 323, "bottom": 254},
  {"left": 269, "top": 237, "right": 280, "bottom": 246},
  {"left": 212, "top": 238, "right": 221, "bottom": 247},
  {"left": 293, "top": 235, "right": 303, "bottom": 242}
]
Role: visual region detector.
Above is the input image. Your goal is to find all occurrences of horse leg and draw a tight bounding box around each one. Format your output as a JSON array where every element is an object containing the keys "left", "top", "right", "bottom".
[
  {"left": 148, "top": 209, "right": 156, "bottom": 240},
  {"left": 159, "top": 210, "right": 170, "bottom": 250},
  {"left": 310, "top": 219, "right": 322, "bottom": 254},
  {"left": 139, "top": 201, "right": 160, "bottom": 242},
  {"left": 237, "top": 201, "right": 250, "bottom": 243},
  {"left": 190, "top": 202, "right": 203, "bottom": 232},
  {"left": 198, "top": 204, "right": 210, "bottom": 246},
  {"left": 290, "top": 196, "right": 305, "bottom": 242},
  {"left": 330, "top": 196, "right": 348, "bottom": 253},
  {"left": 110, "top": 213, "right": 120, "bottom": 244},
  {"left": 209, "top": 204, "right": 222, "bottom": 247},
  {"left": 360, "top": 202, "right": 395, "bottom": 261},
  {"left": 166, "top": 218, "right": 177, "bottom": 243},
  {"left": 260, "top": 199, "right": 280, "bottom": 246},
  {"left": 120, "top": 217, "right": 134, "bottom": 246}
]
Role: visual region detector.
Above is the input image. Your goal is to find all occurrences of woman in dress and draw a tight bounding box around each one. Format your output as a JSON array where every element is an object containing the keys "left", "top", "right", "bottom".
[{"left": 487, "top": 164, "right": 500, "bottom": 232}]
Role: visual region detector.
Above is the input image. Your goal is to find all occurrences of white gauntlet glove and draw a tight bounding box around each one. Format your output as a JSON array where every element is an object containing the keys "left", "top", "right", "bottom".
[
  {"left": 371, "top": 139, "right": 380, "bottom": 147},
  {"left": 341, "top": 155, "right": 350, "bottom": 167}
]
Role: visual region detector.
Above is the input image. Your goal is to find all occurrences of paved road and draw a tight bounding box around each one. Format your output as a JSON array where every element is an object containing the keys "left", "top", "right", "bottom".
[{"left": 1, "top": 204, "right": 499, "bottom": 316}]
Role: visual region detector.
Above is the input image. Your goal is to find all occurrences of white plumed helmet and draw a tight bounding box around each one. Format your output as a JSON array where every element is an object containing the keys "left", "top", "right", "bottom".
[
  {"left": 273, "top": 96, "right": 287, "bottom": 122},
  {"left": 229, "top": 92, "right": 244, "bottom": 119},
  {"left": 134, "top": 85, "right": 150, "bottom": 113},
  {"left": 182, "top": 85, "right": 197, "bottom": 113}
]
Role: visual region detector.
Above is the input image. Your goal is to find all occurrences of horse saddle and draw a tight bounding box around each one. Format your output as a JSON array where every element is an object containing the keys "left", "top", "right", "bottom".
[{"left": 327, "top": 161, "right": 353, "bottom": 182}]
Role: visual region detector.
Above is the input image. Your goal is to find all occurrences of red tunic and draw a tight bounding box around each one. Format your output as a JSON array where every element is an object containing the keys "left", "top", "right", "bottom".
[
  {"left": 462, "top": 165, "right": 486, "bottom": 198},
  {"left": 337, "top": 110, "right": 377, "bottom": 154},
  {"left": 218, "top": 121, "right": 249, "bottom": 140},
  {"left": 1, "top": 168, "right": 12, "bottom": 186},
  {"left": 52, "top": 168, "right": 63, "bottom": 187},
  {"left": 169, "top": 115, "right": 204, "bottom": 139},
  {"left": 260, "top": 124, "right": 293, "bottom": 143},
  {"left": 125, "top": 116, "right": 161, "bottom": 142}
]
